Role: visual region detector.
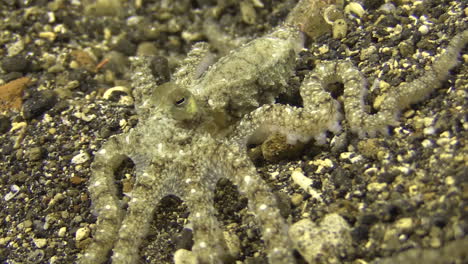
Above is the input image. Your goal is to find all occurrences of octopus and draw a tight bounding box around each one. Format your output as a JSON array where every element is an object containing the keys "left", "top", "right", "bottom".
[{"left": 80, "top": 0, "right": 468, "bottom": 262}]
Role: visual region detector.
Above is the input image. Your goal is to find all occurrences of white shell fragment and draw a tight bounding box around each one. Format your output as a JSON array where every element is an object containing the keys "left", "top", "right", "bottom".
[
  {"left": 71, "top": 152, "right": 91, "bottom": 164},
  {"left": 345, "top": 2, "right": 366, "bottom": 18},
  {"left": 4, "top": 185, "right": 20, "bottom": 201},
  {"left": 291, "top": 170, "right": 323, "bottom": 202},
  {"left": 103, "top": 86, "right": 134, "bottom": 105}
]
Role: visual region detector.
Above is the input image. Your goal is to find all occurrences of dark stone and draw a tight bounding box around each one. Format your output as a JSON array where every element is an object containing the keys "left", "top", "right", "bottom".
[
  {"left": 22, "top": 91, "right": 58, "bottom": 120},
  {"left": 245, "top": 256, "right": 268, "bottom": 264},
  {"left": 1, "top": 55, "right": 30, "bottom": 73},
  {"left": 361, "top": 214, "right": 379, "bottom": 225},
  {"left": 381, "top": 204, "right": 401, "bottom": 222},
  {"left": 2, "top": 72, "right": 24, "bottom": 82},
  {"left": 11, "top": 172, "right": 28, "bottom": 184},
  {"left": 363, "top": 0, "right": 385, "bottom": 10},
  {"left": 26, "top": 249, "right": 45, "bottom": 264},
  {"left": 352, "top": 225, "right": 370, "bottom": 241},
  {"left": 150, "top": 56, "right": 171, "bottom": 85},
  {"left": 275, "top": 192, "right": 292, "bottom": 218},
  {"left": 0, "top": 116, "right": 11, "bottom": 134},
  {"left": 331, "top": 168, "right": 352, "bottom": 190},
  {"left": 112, "top": 37, "right": 136, "bottom": 56},
  {"left": 69, "top": 69, "right": 98, "bottom": 93},
  {"left": 174, "top": 228, "right": 193, "bottom": 250},
  {"left": 311, "top": 179, "right": 322, "bottom": 189},
  {"left": 432, "top": 215, "right": 448, "bottom": 228},
  {"left": 2, "top": 0, "right": 16, "bottom": 6},
  {"left": 195, "top": 0, "right": 216, "bottom": 7},
  {"left": 378, "top": 14, "right": 400, "bottom": 27},
  {"left": 0, "top": 142, "right": 13, "bottom": 156},
  {"left": 377, "top": 171, "right": 397, "bottom": 184}
]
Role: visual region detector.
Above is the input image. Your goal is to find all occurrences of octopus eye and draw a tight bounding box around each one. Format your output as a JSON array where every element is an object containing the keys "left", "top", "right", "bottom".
[
  {"left": 168, "top": 88, "right": 199, "bottom": 121},
  {"left": 174, "top": 97, "right": 186, "bottom": 107}
]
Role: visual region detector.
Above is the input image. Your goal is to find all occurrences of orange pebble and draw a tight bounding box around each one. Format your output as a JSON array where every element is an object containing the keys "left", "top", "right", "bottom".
[{"left": 0, "top": 77, "right": 30, "bottom": 111}]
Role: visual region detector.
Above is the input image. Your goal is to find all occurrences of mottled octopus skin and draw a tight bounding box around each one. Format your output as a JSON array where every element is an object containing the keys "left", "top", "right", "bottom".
[
  {"left": 81, "top": 16, "right": 307, "bottom": 263},
  {"left": 82, "top": 58, "right": 295, "bottom": 264},
  {"left": 236, "top": 30, "right": 468, "bottom": 145},
  {"left": 80, "top": 2, "right": 467, "bottom": 261}
]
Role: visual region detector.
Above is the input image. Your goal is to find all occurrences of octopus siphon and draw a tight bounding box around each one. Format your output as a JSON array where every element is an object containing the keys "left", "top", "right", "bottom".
[{"left": 80, "top": 0, "right": 468, "bottom": 262}]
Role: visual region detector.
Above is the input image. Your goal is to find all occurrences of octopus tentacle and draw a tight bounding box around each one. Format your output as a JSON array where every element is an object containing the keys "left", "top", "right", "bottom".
[
  {"left": 111, "top": 167, "right": 167, "bottom": 264},
  {"left": 217, "top": 144, "right": 296, "bottom": 264},
  {"left": 81, "top": 134, "right": 130, "bottom": 264},
  {"left": 233, "top": 69, "right": 343, "bottom": 145},
  {"left": 130, "top": 56, "right": 162, "bottom": 119},
  {"left": 363, "top": 30, "right": 468, "bottom": 136},
  {"left": 305, "top": 60, "right": 373, "bottom": 137},
  {"left": 183, "top": 165, "right": 230, "bottom": 264},
  {"left": 234, "top": 29, "right": 467, "bottom": 146}
]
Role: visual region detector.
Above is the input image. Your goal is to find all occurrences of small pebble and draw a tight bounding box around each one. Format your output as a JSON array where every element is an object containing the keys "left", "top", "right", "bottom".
[
  {"left": 445, "top": 176, "right": 455, "bottom": 186},
  {"left": 289, "top": 214, "right": 352, "bottom": 263},
  {"left": 418, "top": 25, "right": 430, "bottom": 35},
  {"left": 33, "top": 238, "right": 47, "bottom": 249},
  {"left": 291, "top": 170, "right": 323, "bottom": 202},
  {"left": 291, "top": 193, "right": 304, "bottom": 207},
  {"left": 75, "top": 226, "right": 91, "bottom": 241},
  {"left": 58, "top": 227, "right": 67, "bottom": 237},
  {"left": 367, "top": 182, "right": 387, "bottom": 192},
  {"left": 174, "top": 249, "right": 197, "bottom": 264},
  {"left": 429, "top": 237, "right": 441, "bottom": 248},
  {"left": 223, "top": 231, "right": 241, "bottom": 258},
  {"left": 395, "top": 217, "right": 413, "bottom": 232},
  {"left": 22, "top": 90, "right": 58, "bottom": 120},
  {"left": 345, "top": 2, "right": 366, "bottom": 18},
  {"left": 4, "top": 185, "right": 20, "bottom": 201},
  {"left": 27, "top": 147, "right": 45, "bottom": 161},
  {"left": 1, "top": 55, "right": 30, "bottom": 73},
  {"left": 71, "top": 152, "right": 90, "bottom": 164}
]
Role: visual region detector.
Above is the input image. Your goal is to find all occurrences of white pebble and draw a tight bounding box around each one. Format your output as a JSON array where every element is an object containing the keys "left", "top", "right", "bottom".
[
  {"left": 71, "top": 152, "right": 90, "bottom": 164},
  {"left": 395, "top": 217, "right": 413, "bottom": 232},
  {"left": 289, "top": 214, "right": 352, "bottom": 263},
  {"left": 418, "top": 25, "right": 430, "bottom": 35},
  {"left": 75, "top": 226, "right": 90, "bottom": 241},
  {"left": 421, "top": 139, "right": 433, "bottom": 148},
  {"left": 58, "top": 227, "right": 67, "bottom": 237},
  {"left": 33, "top": 238, "right": 47, "bottom": 249},
  {"left": 367, "top": 182, "right": 387, "bottom": 192},
  {"left": 173, "top": 249, "right": 197, "bottom": 264}
]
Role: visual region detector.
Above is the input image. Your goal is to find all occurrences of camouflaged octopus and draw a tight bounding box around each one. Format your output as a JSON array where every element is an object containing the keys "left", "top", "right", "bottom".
[{"left": 80, "top": 0, "right": 468, "bottom": 261}]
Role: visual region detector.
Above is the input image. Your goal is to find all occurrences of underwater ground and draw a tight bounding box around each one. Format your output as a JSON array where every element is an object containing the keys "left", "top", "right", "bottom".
[{"left": 0, "top": 0, "right": 467, "bottom": 263}]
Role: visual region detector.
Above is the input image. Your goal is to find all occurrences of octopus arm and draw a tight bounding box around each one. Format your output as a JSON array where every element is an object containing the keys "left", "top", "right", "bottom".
[
  {"left": 215, "top": 144, "right": 296, "bottom": 264},
  {"left": 182, "top": 164, "right": 231, "bottom": 263},
  {"left": 111, "top": 166, "right": 170, "bottom": 264},
  {"left": 342, "top": 30, "right": 467, "bottom": 137},
  {"left": 130, "top": 56, "right": 162, "bottom": 119},
  {"left": 236, "top": 30, "right": 468, "bottom": 144},
  {"left": 81, "top": 134, "right": 130, "bottom": 264},
  {"left": 234, "top": 65, "right": 344, "bottom": 145},
  {"left": 368, "top": 30, "right": 468, "bottom": 135}
]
